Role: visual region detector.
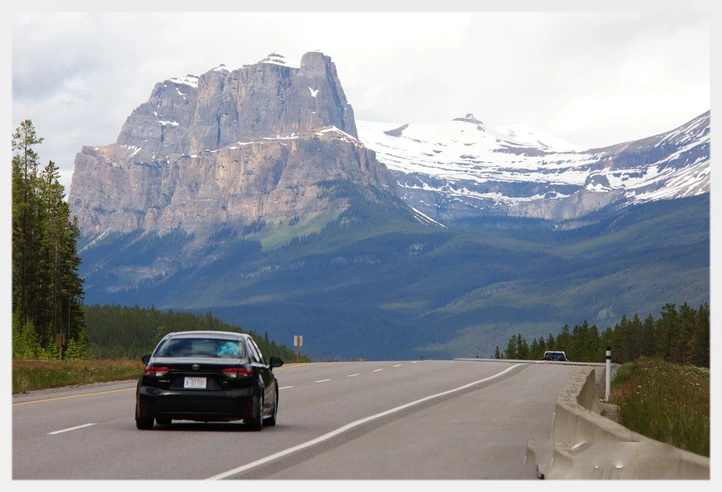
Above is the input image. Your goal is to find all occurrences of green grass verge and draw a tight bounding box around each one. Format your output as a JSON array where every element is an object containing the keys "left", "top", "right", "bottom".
[
  {"left": 12, "top": 360, "right": 144, "bottom": 394},
  {"left": 611, "top": 357, "right": 709, "bottom": 456}
]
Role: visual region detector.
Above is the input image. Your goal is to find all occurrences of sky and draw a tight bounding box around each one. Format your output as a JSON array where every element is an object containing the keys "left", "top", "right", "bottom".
[
  {"left": 8, "top": 6, "right": 713, "bottom": 194},
  {"left": 2, "top": 2, "right": 721, "bottom": 487}
]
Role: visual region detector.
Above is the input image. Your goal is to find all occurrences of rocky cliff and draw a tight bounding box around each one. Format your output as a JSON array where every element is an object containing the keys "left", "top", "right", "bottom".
[{"left": 69, "top": 52, "right": 393, "bottom": 242}]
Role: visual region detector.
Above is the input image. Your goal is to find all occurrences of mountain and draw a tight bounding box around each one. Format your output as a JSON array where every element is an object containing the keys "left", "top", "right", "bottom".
[
  {"left": 69, "top": 52, "right": 394, "bottom": 245},
  {"left": 356, "top": 111, "right": 709, "bottom": 227},
  {"left": 68, "top": 52, "right": 709, "bottom": 361}
]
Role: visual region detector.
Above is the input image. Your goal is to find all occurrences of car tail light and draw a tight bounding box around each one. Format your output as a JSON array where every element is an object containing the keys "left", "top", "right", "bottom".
[
  {"left": 144, "top": 365, "right": 170, "bottom": 377},
  {"left": 222, "top": 367, "right": 252, "bottom": 379}
]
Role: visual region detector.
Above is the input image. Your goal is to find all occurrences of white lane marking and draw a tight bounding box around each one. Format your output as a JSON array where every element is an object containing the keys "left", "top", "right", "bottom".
[
  {"left": 314, "top": 379, "right": 331, "bottom": 383},
  {"left": 393, "top": 364, "right": 402, "bottom": 368},
  {"left": 347, "top": 374, "right": 360, "bottom": 378},
  {"left": 279, "top": 386, "right": 295, "bottom": 390},
  {"left": 410, "top": 361, "right": 419, "bottom": 364},
  {"left": 207, "top": 363, "right": 523, "bottom": 480},
  {"left": 373, "top": 369, "right": 383, "bottom": 372},
  {"left": 48, "top": 423, "right": 96, "bottom": 435}
]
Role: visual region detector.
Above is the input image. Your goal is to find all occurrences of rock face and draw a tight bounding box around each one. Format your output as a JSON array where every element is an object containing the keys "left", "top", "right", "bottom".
[{"left": 69, "top": 52, "right": 392, "bottom": 240}]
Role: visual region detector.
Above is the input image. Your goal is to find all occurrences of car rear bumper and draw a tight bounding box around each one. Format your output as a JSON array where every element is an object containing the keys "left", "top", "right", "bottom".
[{"left": 137, "top": 386, "right": 255, "bottom": 422}]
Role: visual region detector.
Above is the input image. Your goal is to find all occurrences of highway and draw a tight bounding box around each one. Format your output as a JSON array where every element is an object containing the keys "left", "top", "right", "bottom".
[{"left": 13, "top": 359, "right": 580, "bottom": 479}]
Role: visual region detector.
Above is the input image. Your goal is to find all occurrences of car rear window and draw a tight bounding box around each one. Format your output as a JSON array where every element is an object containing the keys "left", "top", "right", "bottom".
[{"left": 154, "top": 338, "right": 246, "bottom": 358}]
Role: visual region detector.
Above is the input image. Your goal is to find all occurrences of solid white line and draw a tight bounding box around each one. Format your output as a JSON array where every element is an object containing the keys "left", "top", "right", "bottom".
[
  {"left": 392, "top": 364, "right": 402, "bottom": 368},
  {"left": 314, "top": 379, "right": 331, "bottom": 383},
  {"left": 207, "top": 363, "right": 523, "bottom": 480},
  {"left": 373, "top": 369, "right": 383, "bottom": 372},
  {"left": 347, "top": 374, "right": 360, "bottom": 377},
  {"left": 279, "top": 386, "right": 295, "bottom": 390},
  {"left": 48, "top": 423, "right": 96, "bottom": 435}
]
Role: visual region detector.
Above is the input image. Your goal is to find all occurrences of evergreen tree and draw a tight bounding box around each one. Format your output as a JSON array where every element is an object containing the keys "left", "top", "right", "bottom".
[
  {"left": 656, "top": 303, "right": 678, "bottom": 361},
  {"left": 641, "top": 313, "right": 655, "bottom": 357},
  {"left": 11, "top": 121, "right": 87, "bottom": 359},
  {"left": 12, "top": 120, "right": 43, "bottom": 330},
  {"left": 504, "top": 334, "right": 518, "bottom": 359},
  {"left": 689, "top": 303, "right": 710, "bottom": 368}
]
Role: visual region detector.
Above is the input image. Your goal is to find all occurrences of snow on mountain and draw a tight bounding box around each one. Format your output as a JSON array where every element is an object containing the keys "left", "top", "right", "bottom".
[
  {"left": 356, "top": 111, "right": 710, "bottom": 224},
  {"left": 494, "top": 124, "right": 583, "bottom": 152},
  {"left": 258, "top": 52, "right": 297, "bottom": 68}
]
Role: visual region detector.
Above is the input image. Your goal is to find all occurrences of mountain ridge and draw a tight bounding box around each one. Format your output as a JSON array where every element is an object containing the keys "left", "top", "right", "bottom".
[
  {"left": 356, "top": 110, "right": 709, "bottom": 225},
  {"left": 66, "top": 50, "right": 709, "bottom": 360}
]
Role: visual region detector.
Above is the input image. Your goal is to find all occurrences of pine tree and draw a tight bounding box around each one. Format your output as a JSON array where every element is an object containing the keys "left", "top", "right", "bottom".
[
  {"left": 12, "top": 120, "right": 43, "bottom": 330},
  {"left": 11, "top": 121, "right": 87, "bottom": 359},
  {"left": 504, "top": 334, "right": 517, "bottom": 359}
]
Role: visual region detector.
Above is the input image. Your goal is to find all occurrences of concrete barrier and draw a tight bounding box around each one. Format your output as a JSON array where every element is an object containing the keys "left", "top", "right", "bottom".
[{"left": 538, "top": 367, "right": 709, "bottom": 479}]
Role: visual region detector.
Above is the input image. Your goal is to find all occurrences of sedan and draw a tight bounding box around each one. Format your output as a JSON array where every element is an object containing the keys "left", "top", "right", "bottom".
[{"left": 135, "top": 330, "right": 283, "bottom": 430}]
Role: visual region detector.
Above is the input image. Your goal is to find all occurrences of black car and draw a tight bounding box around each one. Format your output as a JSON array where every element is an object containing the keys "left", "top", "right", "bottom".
[{"left": 135, "top": 330, "right": 283, "bottom": 430}]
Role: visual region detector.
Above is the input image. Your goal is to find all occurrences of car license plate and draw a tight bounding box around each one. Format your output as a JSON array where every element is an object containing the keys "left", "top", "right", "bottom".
[{"left": 184, "top": 377, "right": 207, "bottom": 389}]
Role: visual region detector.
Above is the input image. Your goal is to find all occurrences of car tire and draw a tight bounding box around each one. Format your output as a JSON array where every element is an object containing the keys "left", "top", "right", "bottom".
[
  {"left": 246, "top": 388, "right": 264, "bottom": 431},
  {"left": 264, "top": 390, "right": 278, "bottom": 427},
  {"left": 156, "top": 417, "right": 171, "bottom": 425},
  {"left": 135, "top": 403, "right": 154, "bottom": 430}
]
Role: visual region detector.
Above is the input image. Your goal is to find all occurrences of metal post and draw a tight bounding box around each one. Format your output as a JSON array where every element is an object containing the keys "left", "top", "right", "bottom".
[{"left": 605, "top": 347, "right": 611, "bottom": 401}]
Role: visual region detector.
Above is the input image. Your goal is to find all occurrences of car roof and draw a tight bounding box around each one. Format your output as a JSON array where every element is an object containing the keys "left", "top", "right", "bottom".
[{"left": 163, "top": 330, "right": 250, "bottom": 340}]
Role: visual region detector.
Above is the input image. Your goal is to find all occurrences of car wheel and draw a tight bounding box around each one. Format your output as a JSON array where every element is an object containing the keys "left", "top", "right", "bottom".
[
  {"left": 246, "top": 390, "right": 264, "bottom": 431},
  {"left": 135, "top": 402, "right": 154, "bottom": 430},
  {"left": 264, "top": 390, "right": 278, "bottom": 427},
  {"left": 156, "top": 417, "right": 171, "bottom": 425}
]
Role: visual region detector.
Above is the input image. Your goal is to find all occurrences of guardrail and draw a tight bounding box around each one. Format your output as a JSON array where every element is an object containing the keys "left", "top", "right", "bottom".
[{"left": 538, "top": 367, "right": 709, "bottom": 479}]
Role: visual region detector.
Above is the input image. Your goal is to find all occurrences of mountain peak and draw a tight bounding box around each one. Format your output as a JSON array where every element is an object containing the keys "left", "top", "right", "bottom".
[
  {"left": 453, "top": 113, "right": 484, "bottom": 125},
  {"left": 258, "top": 52, "right": 295, "bottom": 68}
]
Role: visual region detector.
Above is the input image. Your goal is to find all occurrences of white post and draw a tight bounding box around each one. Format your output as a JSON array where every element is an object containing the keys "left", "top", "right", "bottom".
[
  {"left": 294, "top": 335, "right": 303, "bottom": 362},
  {"left": 605, "top": 347, "right": 611, "bottom": 401}
]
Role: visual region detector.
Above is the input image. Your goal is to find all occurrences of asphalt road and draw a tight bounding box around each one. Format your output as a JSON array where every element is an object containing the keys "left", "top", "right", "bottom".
[{"left": 13, "top": 359, "right": 581, "bottom": 479}]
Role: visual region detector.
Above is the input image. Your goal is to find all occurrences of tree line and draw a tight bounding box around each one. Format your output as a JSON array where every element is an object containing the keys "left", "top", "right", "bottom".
[
  {"left": 12, "top": 120, "right": 87, "bottom": 359},
  {"left": 495, "top": 302, "right": 709, "bottom": 367},
  {"left": 84, "top": 304, "right": 306, "bottom": 362}
]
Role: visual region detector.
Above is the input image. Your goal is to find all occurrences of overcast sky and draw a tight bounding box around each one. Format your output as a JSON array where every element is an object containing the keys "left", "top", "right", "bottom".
[{"left": 8, "top": 6, "right": 713, "bottom": 195}]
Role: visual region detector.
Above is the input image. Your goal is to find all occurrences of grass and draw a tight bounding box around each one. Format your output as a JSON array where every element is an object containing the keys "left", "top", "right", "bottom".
[
  {"left": 611, "top": 356, "right": 709, "bottom": 456},
  {"left": 12, "top": 360, "right": 145, "bottom": 394}
]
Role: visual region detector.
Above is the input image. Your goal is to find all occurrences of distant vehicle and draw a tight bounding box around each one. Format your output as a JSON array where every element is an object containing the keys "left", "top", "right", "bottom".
[
  {"left": 135, "top": 330, "right": 283, "bottom": 430},
  {"left": 542, "top": 350, "right": 568, "bottom": 362}
]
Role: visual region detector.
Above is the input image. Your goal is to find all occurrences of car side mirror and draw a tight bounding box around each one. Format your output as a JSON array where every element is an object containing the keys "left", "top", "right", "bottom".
[
  {"left": 269, "top": 357, "right": 284, "bottom": 369},
  {"left": 142, "top": 355, "right": 151, "bottom": 365}
]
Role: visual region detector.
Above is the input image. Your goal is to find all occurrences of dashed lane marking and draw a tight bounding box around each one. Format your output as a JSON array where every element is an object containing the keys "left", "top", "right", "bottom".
[{"left": 48, "top": 423, "right": 96, "bottom": 435}]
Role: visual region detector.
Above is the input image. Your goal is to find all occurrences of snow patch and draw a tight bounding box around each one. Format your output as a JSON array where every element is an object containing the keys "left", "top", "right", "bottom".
[
  {"left": 259, "top": 53, "right": 297, "bottom": 68},
  {"left": 169, "top": 75, "right": 199, "bottom": 88},
  {"left": 410, "top": 207, "right": 447, "bottom": 228}
]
